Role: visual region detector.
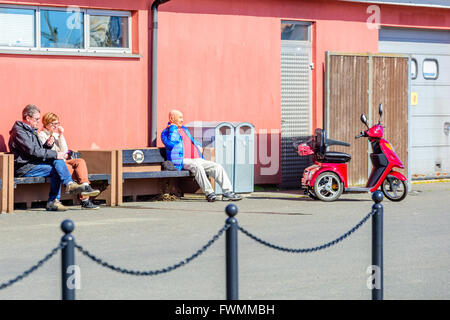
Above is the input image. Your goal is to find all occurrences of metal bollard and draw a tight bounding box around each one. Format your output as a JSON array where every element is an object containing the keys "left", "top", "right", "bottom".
[
  {"left": 61, "top": 219, "right": 76, "bottom": 300},
  {"left": 225, "top": 204, "right": 239, "bottom": 300},
  {"left": 371, "top": 191, "right": 384, "bottom": 300}
]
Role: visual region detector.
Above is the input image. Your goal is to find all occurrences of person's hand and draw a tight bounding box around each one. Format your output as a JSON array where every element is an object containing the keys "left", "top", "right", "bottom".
[
  {"left": 57, "top": 152, "right": 68, "bottom": 160},
  {"left": 46, "top": 136, "right": 55, "bottom": 146},
  {"left": 57, "top": 125, "right": 64, "bottom": 135}
]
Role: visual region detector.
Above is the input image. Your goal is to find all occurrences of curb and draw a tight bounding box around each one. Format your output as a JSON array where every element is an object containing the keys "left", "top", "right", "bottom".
[{"left": 412, "top": 179, "right": 450, "bottom": 185}]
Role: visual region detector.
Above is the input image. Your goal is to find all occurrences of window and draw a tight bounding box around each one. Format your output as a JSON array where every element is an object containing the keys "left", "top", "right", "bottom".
[
  {"left": 40, "top": 9, "right": 84, "bottom": 49},
  {"left": 410, "top": 58, "right": 417, "bottom": 80},
  {"left": 0, "top": 5, "right": 132, "bottom": 54},
  {"left": 281, "top": 22, "right": 310, "bottom": 41},
  {"left": 0, "top": 7, "right": 36, "bottom": 47},
  {"left": 423, "top": 59, "right": 439, "bottom": 80},
  {"left": 89, "top": 14, "right": 129, "bottom": 49}
]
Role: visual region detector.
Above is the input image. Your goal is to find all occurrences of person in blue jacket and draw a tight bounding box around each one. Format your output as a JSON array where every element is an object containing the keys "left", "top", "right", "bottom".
[{"left": 161, "top": 110, "right": 242, "bottom": 202}]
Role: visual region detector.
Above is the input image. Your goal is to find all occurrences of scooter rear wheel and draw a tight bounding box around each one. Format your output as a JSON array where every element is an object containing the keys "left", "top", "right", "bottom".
[
  {"left": 313, "top": 172, "right": 343, "bottom": 202},
  {"left": 381, "top": 176, "right": 408, "bottom": 202}
]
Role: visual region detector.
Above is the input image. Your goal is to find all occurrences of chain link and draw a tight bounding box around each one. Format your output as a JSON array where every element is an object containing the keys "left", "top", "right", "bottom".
[
  {"left": 75, "top": 224, "right": 230, "bottom": 276},
  {"left": 238, "top": 210, "right": 376, "bottom": 253},
  {"left": 0, "top": 242, "right": 66, "bottom": 290}
]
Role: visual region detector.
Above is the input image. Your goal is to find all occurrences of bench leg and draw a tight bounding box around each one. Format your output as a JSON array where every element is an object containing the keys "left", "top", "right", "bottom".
[
  {"left": 89, "top": 180, "right": 113, "bottom": 206},
  {"left": 102, "top": 186, "right": 113, "bottom": 206},
  {"left": 0, "top": 155, "right": 7, "bottom": 213},
  {"left": 78, "top": 149, "right": 118, "bottom": 207},
  {"left": 7, "top": 155, "right": 14, "bottom": 213}
]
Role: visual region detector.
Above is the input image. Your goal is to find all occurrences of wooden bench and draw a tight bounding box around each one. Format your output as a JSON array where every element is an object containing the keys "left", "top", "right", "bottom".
[
  {"left": 116, "top": 147, "right": 214, "bottom": 204},
  {"left": 117, "top": 148, "right": 191, "bottom": 204},
  {"left": 0, "top": 150, "right": 117, "bottom": 212},
  {"left": 1, "top": 147, "right": 215, "bottom": 212}
]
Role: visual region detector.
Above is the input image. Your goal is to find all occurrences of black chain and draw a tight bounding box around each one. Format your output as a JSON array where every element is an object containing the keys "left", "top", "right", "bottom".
[
  {"left": 238, "top": 210, "right": 375, "bottom": 253},
  {"left": 0, "top": 242, "right": 66, "bottom": 290},
  {"left": 0, "top": 210, "right": 376, "bottom": 290},
  {"left": 75, "top": 224, "right": 230, "bottom": 276}
]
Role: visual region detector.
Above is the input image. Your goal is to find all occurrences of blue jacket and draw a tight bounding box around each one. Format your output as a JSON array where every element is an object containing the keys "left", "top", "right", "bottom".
[{"left": 161, "top": 124, "right": 203, "bottom": 170}]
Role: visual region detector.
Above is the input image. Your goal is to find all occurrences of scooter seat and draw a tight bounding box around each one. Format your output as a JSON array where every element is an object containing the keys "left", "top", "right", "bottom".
[{"left": 319, "top": 151, "right": 351, "bottom": 163}]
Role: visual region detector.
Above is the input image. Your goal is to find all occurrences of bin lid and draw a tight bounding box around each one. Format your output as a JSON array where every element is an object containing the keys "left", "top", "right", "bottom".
[
  {"left": 235, "top": 122, "right": 254, "bottom": 129},
  {"left": 185, "top": 121, "right": 241, "bottom": 128}
]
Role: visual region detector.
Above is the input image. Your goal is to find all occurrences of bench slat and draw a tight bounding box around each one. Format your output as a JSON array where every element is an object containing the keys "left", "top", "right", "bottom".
[
  {"left": 88, "top": 174, "right": 111, "bottom": 183},
  {"left": 15, "top": 177, "right": 48, "bottom": 185},
  {"left": 14, "top": 174, "right": 111, "bottom": 185},
  {"left": 122, "top": 171, "right": 190, "bottom": 180}
]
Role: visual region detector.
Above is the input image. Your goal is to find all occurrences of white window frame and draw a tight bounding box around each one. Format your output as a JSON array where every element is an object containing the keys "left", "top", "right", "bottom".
[
  {"left": 0, "top": 4, "right": 38, "bottom": 51},
  {"left": 410, "top": 58, "right": 418, "bottom": 80},
  {"left": 87, "top": 9, "right": 132, "bottom": 54},
  {"left": 0, "top": 4, "right": 132, "bottom": 55},
  {"left": 281, "top": 20, "right": 311, "bottom": 42},
  {"left": 422, "top": 58, "right": 439, "bottom": 80}
]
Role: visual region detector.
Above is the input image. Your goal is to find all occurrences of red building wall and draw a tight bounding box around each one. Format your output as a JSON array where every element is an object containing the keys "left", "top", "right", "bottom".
[
  {"left": 156, "top": 0, "right": 449, "bottom": 183},
  {"left": 0, "top": 0, "right": 151, "bottom": 152},
  {"left": 1, "top": 0, "right": 449, "bottom": 184}
]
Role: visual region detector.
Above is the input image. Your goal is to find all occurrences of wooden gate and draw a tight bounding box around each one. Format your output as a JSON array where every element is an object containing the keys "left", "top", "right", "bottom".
[{"left": 325, "top": 53, "right": 409, "bottom": 186}]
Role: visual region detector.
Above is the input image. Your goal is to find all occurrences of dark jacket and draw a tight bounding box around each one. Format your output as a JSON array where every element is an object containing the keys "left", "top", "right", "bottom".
[{"left": 8, "top": 121, "right": 58, "bottom": 176}]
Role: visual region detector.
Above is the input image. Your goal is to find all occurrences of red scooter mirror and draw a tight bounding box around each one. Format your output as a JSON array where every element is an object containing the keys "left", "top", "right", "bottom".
[{"left": 360, "top": 114, "right": 369, "bottom": 129}]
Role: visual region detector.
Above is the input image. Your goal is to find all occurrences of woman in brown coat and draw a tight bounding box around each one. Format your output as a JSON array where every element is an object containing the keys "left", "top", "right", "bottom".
[{"left": 38, "top": 112, "right": 99, "bottom": 209}]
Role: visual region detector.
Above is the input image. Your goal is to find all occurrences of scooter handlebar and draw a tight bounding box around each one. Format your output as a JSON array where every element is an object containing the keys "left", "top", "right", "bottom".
[{"left": 355, "top": 131, "right": 367, "bottom": 139}]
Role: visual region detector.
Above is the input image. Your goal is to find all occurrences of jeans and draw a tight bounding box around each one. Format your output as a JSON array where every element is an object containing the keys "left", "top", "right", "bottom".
[{"left": 23, "top": 160, "right": 73, "bottom": 202}]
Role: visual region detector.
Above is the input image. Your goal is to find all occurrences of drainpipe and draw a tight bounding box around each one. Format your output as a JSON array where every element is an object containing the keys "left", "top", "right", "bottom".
[{"left": 150, "top": 0, "right": 171, "bottom": 147}]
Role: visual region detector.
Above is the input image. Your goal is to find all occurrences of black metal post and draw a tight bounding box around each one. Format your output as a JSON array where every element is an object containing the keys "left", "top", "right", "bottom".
[
  {"left": 225, "top": 204, "right": 238, "bottom": 300},
  {"left": 371, "top": 191, "right": 384, "bottom": 300},
  {"left": 61, "top": 219, "right": 76, "bottom": 300}
]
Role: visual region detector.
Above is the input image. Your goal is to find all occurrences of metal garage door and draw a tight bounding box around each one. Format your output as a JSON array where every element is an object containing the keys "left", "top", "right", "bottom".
[
  {"left": 379, "top": 27, "right": 450, "bottom": 180},
  {"left": 280, "top": 21, "right": 312, "bottom": 187}
]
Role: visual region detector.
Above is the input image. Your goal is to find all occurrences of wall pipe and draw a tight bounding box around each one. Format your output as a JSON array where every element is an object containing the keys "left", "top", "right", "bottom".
[{"left": 150, "top": 0, "right": 171, "bottom": 147}]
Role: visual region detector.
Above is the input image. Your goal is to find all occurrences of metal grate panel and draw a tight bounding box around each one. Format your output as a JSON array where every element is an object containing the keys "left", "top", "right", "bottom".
[{"left": 281, "top": 43, "right": 312, "bottom": 187}]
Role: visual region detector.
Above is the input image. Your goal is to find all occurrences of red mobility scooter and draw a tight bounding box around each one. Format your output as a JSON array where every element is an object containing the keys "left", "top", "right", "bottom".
[{"left": 296, "top": 104, "right": 408, "bottom": 202}]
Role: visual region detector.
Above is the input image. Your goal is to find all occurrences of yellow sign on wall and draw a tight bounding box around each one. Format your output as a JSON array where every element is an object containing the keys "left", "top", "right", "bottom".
[{"left": 411, "top": 92, "right": 418, "bottom": 106}]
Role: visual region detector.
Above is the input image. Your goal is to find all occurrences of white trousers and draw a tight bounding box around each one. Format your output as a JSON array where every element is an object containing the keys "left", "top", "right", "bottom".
[{"left": 183, "top": 158, "right": 233, "bottom": 195}]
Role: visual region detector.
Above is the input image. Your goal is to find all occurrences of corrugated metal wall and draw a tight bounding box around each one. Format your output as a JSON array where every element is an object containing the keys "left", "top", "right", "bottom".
[
  {"left": 326, "top": 53, "right": 409, "bottom": 186},
  {"left": 281, "top": 42, "right": 312, "bottom": 187},
  {"left": 379, "top": 27, "right": 450, "bottom": 180}
]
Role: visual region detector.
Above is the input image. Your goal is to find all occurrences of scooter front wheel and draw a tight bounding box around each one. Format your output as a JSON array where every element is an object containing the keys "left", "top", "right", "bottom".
[
  {"left": 306, "top": 189, "right": 319, "bottom": 200},
  {"left": 381, "top": 176, "right": 408, "bottom": 202},
  {"left": 313, "top": 172, "right": 343, "bottom": 202}
]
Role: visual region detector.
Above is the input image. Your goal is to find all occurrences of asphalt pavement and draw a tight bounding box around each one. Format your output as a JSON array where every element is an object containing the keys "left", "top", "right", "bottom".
[{"left": 0, "top": 181, "right": 449, "bottom": 300}]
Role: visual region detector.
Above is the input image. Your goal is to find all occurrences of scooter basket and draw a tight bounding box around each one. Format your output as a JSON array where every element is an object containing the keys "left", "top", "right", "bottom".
[{"left": 297, "top": 143, "right": 314, "bottom": 156}]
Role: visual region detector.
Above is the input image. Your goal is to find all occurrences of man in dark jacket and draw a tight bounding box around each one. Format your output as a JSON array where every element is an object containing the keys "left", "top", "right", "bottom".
[{"left": 8, "top": 104, "right": 100, "bottom": 211}]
